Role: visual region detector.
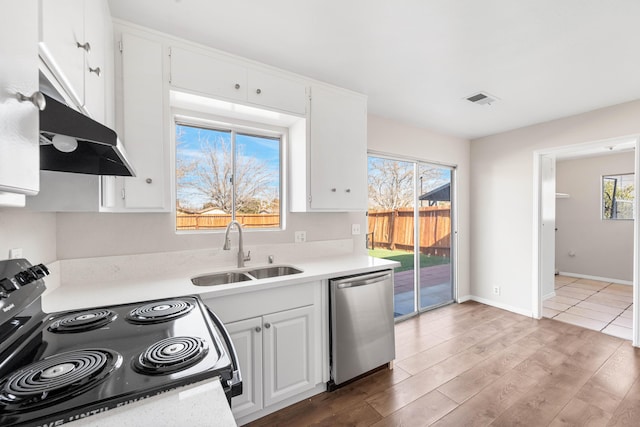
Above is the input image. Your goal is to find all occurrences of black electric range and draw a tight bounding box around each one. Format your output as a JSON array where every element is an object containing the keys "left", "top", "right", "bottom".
[{"left": 0, "top": 258, "right": 241, "bottom": 427}]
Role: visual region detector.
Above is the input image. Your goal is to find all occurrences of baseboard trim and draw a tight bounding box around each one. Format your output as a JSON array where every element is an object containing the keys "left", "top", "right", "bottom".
[
  {"left": 543, "top": 291, "right": 556, "bottom": 301},
  {"left": 558, "top": 272, "right": 632, "bottom": 286},
  {"left": 468, "top": 295, "right": 534, "bottom": 318},
  {"left": 457, "top": 294, "right": 472, "bottom": 303}
]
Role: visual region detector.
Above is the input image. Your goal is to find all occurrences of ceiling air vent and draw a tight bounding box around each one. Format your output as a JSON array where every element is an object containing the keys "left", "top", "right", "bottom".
[{"left": 465, "top": 92, "right": 498, "bottom": 105}]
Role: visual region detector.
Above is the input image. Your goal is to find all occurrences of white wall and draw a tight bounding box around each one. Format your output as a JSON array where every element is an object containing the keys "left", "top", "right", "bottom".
[
  {"left": 0, "top": 209, "right": 57, "bottom": 263},
  {"left": 556, "top": 152, "right": 634, "bottom": 281},
  {"left": 55, "top": 210, "right": 365, "bottom": 259},
  {"left": 471, "top": 99, "right": 640, "bottom": 315},
  {"left": 367, "top": 115, "right": 471, "bottom": 299}
]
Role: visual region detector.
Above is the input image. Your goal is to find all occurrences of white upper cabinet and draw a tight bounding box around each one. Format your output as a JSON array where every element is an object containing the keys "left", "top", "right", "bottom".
[
  {"left": 0, "top": 0, "right": 40, "bottom": 199},
  {"left": 290, "top": 84, "right": 368, "bottom": 212},
  {"left": 39, "top": 0, "right": 85, "bottom": 107},
  {"left": 169, "top": 46, "right": 307, "bottom": 115},
  {"left": 246, "top": 68, "right": 307, "bottom": 115},
  {"left": 107, "top": 30, "right": 168, "bottom": 212},
  {"left": 82, "top": 0, "right": 109, "bottom": 123},
  {"left": 39, "top": 0, "right": 109, "bottom": 123},
  {"left": 170, "top": 47, "right": 247, "bottom": 103}
]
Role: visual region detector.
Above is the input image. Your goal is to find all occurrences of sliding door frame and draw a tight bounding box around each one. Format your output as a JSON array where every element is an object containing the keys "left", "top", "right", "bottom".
[{"left": 368, "top": 150, "right": 459, "bottom": 320}]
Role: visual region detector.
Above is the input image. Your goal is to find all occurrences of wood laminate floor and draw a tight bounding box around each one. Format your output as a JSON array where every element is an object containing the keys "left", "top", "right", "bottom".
[{"left": 246, "top": 301, "right": 640, "bottom": 427}]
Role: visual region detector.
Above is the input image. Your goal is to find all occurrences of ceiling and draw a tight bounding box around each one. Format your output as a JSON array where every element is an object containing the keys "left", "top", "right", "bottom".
[{"left": 107, "top": 0, "right": 640, "bottom": 140}]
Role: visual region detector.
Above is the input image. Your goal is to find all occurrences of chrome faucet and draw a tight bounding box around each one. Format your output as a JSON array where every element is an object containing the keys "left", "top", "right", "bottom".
[{"left": 223, "top": 220, "right": 251, "bottom": 268}]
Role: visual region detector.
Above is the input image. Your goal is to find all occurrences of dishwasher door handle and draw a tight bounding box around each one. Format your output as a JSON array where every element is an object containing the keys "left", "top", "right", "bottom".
[{"left": 335, "top": 271, "right": 391, "bottom": 289}]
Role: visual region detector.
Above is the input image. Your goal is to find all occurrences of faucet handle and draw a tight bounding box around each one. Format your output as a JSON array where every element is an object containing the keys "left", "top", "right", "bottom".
[{"left": 244, "top": 251, "right": 251, "bottom": 262}]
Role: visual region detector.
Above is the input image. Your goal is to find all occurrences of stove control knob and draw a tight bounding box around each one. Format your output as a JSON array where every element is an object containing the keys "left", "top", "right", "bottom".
[
  {"left": 0, "top": 290, "right": 8, "bottom": 299},
  {"left": 14, "top": 271, "right": 35, "bottom": 286},
  {"left": 0, "top": 277, "right": 19, "bottom": 293},
  {"left": 27, "top": 264, "right": 49, "bottom": 280}
]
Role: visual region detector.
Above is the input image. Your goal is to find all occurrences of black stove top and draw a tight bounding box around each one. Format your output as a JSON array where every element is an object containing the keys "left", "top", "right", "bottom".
[{"left": 0, "top": 259, "right": 241, "bottom": 427}]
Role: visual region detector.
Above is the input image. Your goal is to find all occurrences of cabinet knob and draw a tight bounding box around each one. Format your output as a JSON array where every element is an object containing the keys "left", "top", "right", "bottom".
[
  {"left": 145, "top": 178, "right": 153, "bottom": 184},
  {"left": 16, "top": 91, "right": 46, "bottom": 111},
  {"left": 264, "top": 323, "right": 271, "bottom": 329},
  {"left": 255, "top": 326, "right": 261, "bottom": 333},
  {"left": 331, "top": 188, "right": 337, "bottom": 192},
  {"left": 256, "top": 88, "right": 262, "bottom": 94},
  {"left": 234, "top": 83, "right": 241, "bottom": 90},
  {"left": 345, "top": 188, "right": 351, "bottom": 193},
  {"left": 88, "top": 66, "right": 101, "bottom": 76},
  {"left": 76, "top": 41, "right": 91, "bottom": 53}
]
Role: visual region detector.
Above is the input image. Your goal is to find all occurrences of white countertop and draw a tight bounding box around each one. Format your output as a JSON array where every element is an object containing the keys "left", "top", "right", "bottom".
[
  {"left": 68, "top": 378, "right": 236, "bottom": 427},
  {"left": 43, "top": 253, "right": 398, "bottom": 313}
]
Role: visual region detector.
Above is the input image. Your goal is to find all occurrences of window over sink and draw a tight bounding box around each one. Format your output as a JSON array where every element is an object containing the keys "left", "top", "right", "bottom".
[{"left": 174, "top": 120, "right": 283, "bottom": 231}]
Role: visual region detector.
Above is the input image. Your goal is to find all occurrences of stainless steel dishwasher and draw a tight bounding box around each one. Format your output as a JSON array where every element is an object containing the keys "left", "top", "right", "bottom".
[{"left": 328, "top": 270, "right": 395, "bottom": 389}]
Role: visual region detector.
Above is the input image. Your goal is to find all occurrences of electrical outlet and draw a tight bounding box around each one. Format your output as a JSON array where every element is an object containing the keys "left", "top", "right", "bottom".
[
  {"left": 294, "top": 231, "right": 306, "bottom": 243},
  {"left": 9, "top": 248, "right": 22, "bottom": 259},
  {"left": 351, "top": 224, "right": 361, "bottom": 235},
  {"left": 493, "top": 286, "right": 500, "bottom": 295}
]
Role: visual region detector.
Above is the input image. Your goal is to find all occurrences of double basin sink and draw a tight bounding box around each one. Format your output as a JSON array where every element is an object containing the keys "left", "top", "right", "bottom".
[{"left": 191, "top": 265, "right": 303, "bottom": 286}]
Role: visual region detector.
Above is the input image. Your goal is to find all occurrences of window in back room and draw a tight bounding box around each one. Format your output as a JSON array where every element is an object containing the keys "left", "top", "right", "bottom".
[
  {"left": 602, "top": 173, "right": 635, "bottom": 220},
  {"left": 175, "top": 121, "right": 282, "bottom": 231}
]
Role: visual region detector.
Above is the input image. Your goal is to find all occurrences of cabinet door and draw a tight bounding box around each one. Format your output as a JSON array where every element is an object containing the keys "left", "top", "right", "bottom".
[
  {"left": 226, "top": 317, "right": 263, "bottom": 419},
  {"left": 170, "top": 47, "right": 246, "bottom": 102},
  {"left": 0, "top": 0, "right": 39, "bottom": 197},
  {"left": 262, "top": 305, "right": 315, "bottom": 407},
  {"left": 309, "top": 85, "right": 367, "bottom": 210},
  {"left": 247, "top": 69, "right": 306, "bottom": 115},
  {"left": 82, "top": 0, "right": 108, "bottom": 123},
  {"left": 120, "top": 32, "right": 166, "bottom": 210},
  {"left": 39, "top": 0, "right": 85, "bottom": 107}
]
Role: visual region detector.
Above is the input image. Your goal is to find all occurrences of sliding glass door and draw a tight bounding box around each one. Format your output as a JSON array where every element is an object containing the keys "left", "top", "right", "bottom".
[{"left": 367, "top": 154, "right": 455, "bottom": 319}]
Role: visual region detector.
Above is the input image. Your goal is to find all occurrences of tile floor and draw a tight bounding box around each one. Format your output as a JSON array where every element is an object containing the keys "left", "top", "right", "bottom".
[{"left": 543, "top": 275, "right": 633, "bottom": 340}]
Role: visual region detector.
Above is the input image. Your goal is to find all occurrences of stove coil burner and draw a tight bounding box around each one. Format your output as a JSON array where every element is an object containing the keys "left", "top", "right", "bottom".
[
  {"left": 0, "top": 349, "right": 122, "bottom": 407},
  {"left": 133, "top": 336, "right": 210, "bottom": 375},
  {"left": 48, "top": 309, "right": 117, "bottom": 333},
  {"left": 126, "top": 299, "right": 195, "bottom": 324}
]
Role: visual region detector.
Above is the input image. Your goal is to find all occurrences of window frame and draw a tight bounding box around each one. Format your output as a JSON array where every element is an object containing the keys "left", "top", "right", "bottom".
[
  {"left": 602, "top": 172, "right": 635, "bottom": 221},
  {"left": 172, "top": 109, "right": 287, "bottom": 233}
]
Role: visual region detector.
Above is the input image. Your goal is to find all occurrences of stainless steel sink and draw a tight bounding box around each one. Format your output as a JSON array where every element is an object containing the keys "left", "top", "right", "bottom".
[
  {"left": 191, "top": 265, "right": 303, "bottom": 286},
  {"left": 191, "top": 271, "right": 253, "bottom": 286},
  {"left": 245, "top": 266, "right": 303, "bottom": 279}
]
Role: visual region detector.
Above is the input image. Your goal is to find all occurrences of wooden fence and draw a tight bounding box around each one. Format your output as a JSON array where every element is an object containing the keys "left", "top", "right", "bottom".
[
  {"left": 368, "top": 207, "right": 451, "bottom": 257},
  {"left": 177, "top": 213, "right": 280, "bottom": 230}
]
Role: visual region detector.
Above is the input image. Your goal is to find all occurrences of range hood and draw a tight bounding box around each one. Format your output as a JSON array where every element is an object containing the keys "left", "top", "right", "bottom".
[{"left": 38, "top": 76, "right": 135, "bottom": 177}]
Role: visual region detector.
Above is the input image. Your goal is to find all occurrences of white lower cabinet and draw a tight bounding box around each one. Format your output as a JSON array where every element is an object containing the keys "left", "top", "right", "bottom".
[
  {"left": 225, "top": 317, "right": 263, "bottom": 418},
  {"left": 204, "top": 280, "right": 325, "bottom": 425},
  {"left": 227, "top": 305, "right": 315, "bottom": 419}
]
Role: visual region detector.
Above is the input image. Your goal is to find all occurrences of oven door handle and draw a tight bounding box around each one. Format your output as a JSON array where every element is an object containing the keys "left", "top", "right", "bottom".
[{"left": 206, "top": 308, "right": 242, "bottom": 396}]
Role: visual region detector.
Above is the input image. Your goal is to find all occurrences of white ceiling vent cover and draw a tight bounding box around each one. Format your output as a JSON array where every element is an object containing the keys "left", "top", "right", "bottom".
[{"left": 465, "top": 92, "right": 499, "bottom": 105}]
